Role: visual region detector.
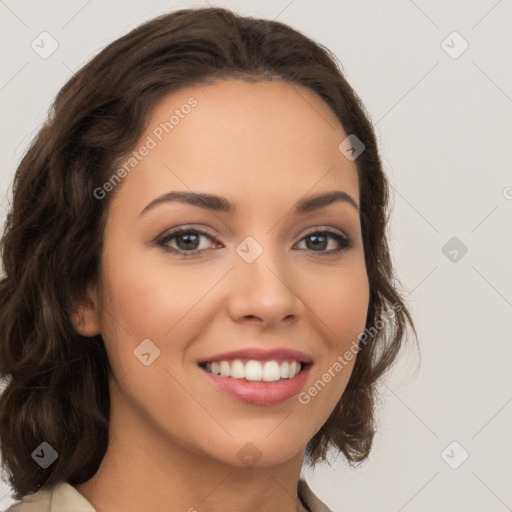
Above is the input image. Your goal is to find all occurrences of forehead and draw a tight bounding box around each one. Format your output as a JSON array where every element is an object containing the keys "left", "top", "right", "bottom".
[{"left": 110, "top": 79, "right": 359, "bottom": 215}]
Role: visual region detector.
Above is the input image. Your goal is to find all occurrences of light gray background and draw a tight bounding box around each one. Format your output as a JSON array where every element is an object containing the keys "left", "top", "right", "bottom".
[{"left": 1, "top": 1, "right": 511, "bottom": 511}]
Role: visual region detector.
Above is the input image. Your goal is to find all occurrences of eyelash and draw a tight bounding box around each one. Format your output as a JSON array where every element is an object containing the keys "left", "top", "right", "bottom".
[{"left": 156, "top": 226, "right": 354, "bottom": 258}]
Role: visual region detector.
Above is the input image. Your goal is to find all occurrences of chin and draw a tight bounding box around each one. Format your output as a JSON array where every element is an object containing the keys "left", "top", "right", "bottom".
[{"left": 204, "top": 430, "right": 309, "bottom": 469}]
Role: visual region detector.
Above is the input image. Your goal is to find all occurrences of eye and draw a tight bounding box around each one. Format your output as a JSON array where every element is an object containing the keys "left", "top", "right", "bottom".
[
  {"left": 156, "top": 226, "right": 354, "bottom": 257},
  {"left": 156, "top": 228, "right": 219, "bottom": 257},
  {"left": 295, "top": 229, "right": 354, "bottom": 255}
]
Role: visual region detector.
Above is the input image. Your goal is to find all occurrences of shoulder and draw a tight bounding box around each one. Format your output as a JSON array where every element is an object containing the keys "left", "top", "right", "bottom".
[
  {"left": 6, "top": 480, "right": 332, "bottom": 512},
  {"left": 3, "top": 482, "right": 95, "bottom": 512},
  {"left": 3, "top": 487, "right": 52, "bottom": 512},
  {"left": 298, "top": 478, "right": 335, "bottom": 512}
]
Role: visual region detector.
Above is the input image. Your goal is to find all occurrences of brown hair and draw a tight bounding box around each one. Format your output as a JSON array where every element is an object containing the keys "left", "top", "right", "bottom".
[{"left": 0, "top": 6, "right": 416, "bottom": 499}]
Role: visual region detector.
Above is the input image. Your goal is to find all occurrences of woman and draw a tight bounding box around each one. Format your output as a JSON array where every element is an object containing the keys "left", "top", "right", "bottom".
[{"left": 0, "top": 7, "right": 416, "bottom": 511}]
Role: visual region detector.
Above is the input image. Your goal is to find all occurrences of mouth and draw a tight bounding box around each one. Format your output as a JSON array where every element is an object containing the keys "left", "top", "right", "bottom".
[
  {"left": 198, "top": 359, "right": 310, "bottom": 382},
  {"left": 197, "top": 348, "right": 313, "bottom": 405}
]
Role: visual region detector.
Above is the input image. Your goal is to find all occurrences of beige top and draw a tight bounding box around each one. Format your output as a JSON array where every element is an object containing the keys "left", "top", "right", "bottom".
[{"left": 4, "top": 478, "right": 333, "bottom": 512}]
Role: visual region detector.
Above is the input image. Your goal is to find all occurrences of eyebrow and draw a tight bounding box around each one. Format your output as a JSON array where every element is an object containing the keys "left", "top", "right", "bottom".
[{"left": 139, "top": 189, "right": 359, "bottom": 217}]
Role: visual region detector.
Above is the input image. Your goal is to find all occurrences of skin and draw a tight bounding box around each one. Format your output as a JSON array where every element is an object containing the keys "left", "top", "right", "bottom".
[{"left": 73, "top": 79, "right": 370, "bottom": 512}]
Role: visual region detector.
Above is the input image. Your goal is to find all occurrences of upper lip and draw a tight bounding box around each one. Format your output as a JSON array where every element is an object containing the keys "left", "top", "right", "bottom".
[{"left": 197, "top": 347, "right": 313, "bottom": 364}]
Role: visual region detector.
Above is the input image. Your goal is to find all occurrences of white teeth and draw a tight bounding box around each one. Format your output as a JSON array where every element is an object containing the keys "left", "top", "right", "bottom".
[
  {"left": 262, "top": 361, "right": 281, "bottom": 382},
  {"left": 245, "top": 360, "right": 262, "bottom": 381},
  {"left": 219, "top": 361, "right": 231, "bottom": 377},
  {"left": 204, "top": 359, "right": 303, "bottom": 381},
  {"left": 230, "top": 359, "right": 245, "bottom": 379}
]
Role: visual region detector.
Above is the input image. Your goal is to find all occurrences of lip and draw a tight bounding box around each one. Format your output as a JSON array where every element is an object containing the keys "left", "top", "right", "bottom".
[
  {"left": 197, "top": 347, "right": 313, "bottom": 364},
  {"left": 199, "top": 362, "right": 312, "bottom": 406}
]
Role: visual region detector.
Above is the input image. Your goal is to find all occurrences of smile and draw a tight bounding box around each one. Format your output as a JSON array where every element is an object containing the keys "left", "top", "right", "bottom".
[
  {"left": 197, "top": 347, "right": 313, "bottom": 406},
  {"left": 201, "top": 359, "right": 302, "bottom": 381}
]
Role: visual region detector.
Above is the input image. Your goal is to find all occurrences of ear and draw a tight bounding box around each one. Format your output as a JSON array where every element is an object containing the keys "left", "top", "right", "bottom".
[{"left": 70, "top": 282, "right": 101, "bottom": 337}]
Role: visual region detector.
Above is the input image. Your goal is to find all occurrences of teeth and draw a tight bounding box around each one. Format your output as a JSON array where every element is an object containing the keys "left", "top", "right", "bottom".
[
  {"left": 205, "top": 359, "right": 302, "bottom": 381},
  {"left": 245, "top": 360, "right": 262, "bottom": 381},
  {"left": 231, "top": 359, "right": 245, "bottom": 379},
  {"left": 262, "top": 361, "right": 280, "bottom": 382},
  {"left": 219, "top": 361, "right": 231, "bottom": 377}
]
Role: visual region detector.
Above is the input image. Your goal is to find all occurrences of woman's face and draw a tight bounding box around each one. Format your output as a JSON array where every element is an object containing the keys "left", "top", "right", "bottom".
[{"left": 82, "top": 79, "right": 369, "bottom": 468}]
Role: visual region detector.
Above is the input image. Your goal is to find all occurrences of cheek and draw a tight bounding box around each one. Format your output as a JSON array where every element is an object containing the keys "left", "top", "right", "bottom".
[
  {"left": 95, "top": 244, "right": 175, "bottom": 377},
  {"left": 98, "top": 241, "right": 199, "bottom": 338},
  {"left": 296, "top": 261, "right": 369, "bottom": 418},
  {"left": 96, "top": 242, "right": 219, "bottom": 388},
  {"left": 309, "top": 260, "right": 370, "bottom": 348}
]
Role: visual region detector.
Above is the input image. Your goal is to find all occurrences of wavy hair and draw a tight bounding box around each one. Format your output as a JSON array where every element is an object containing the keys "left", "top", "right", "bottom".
[{"left": 0, "top": 6, "right": 416, "bottom": 499}]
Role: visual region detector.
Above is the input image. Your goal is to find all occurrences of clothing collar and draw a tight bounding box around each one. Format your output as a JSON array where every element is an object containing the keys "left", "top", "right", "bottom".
[{"left": 15, "top": 478, "right": 333, "bottom": 512}]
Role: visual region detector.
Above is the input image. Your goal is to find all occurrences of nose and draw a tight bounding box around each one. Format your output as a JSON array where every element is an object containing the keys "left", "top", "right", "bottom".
[{"left": 226, "top": 241, "right": 304, "bottom": 328}]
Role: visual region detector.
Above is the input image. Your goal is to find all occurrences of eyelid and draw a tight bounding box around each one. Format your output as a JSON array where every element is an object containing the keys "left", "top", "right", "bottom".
[
  {"left": 155, "top": 225, "right": 218, "bottom": 250},
  {"left": 298, "top": 225, "right": 348, "bottom": 239},
  {"left": 156, "top": 224, "right": 349, "bottom": 241},
  {"left": 155, "top": 224, "right": 354, "bottom": 256}
]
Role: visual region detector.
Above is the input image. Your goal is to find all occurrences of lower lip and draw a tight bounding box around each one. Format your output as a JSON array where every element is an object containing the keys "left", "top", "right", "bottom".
[{"left": 200, "top": 365, "right": 312, "bottom": 405}]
